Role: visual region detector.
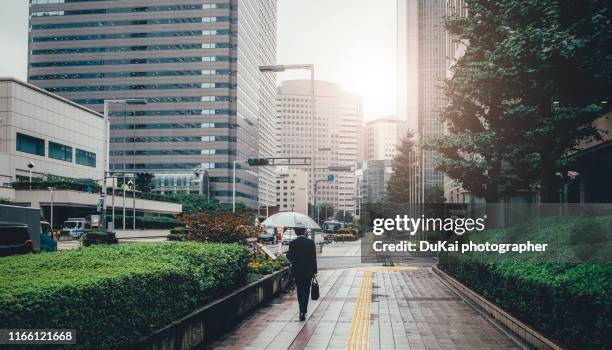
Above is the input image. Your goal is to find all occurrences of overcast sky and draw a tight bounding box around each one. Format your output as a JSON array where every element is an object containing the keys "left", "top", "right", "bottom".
[{"left": 0, "top": 0, "right": 397, "bottom": 120}]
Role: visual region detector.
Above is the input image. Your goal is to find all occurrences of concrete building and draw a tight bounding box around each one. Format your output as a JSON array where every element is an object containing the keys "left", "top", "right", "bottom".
[
  {"left": 27, "top": 0, "right": 278, "bottom": 209},
  {"left": 354, "top": 160, "right": 393, "bottom": 216},
  {"left": 397, "top": 0, "right": 448, "bottom": 196},
  {"left": 0, "top": 77, "right": 105, "bottom": 196},
  {"left": 275, "top": 168, "right": 308, "bottom": 215},
  {"left": 363, "top": 117, "right": 409, "bottom": 161},
  {"left": 277, "top": 80, "right": 362, "bottom": 216},
  {"left": 0, "top": 77, "right": 182, "bottom": 227}
]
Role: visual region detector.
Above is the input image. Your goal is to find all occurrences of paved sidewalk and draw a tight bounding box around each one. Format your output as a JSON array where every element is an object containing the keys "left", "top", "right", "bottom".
[{"left": 207, "top": 266, "right": 520, "bottom": 350}]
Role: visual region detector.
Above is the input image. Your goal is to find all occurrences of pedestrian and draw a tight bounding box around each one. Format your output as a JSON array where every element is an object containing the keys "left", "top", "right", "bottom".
[{"left": 286, "top": 223, "right": 318, "bottom": 321}]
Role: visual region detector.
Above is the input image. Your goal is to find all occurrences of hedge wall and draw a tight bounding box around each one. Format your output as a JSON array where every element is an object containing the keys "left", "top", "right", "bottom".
[
  {"left": 438, "top": 215, "right": 612, "bottom": 349},
  {"left": 0, "top": 243, "right": 250, "bottom": 349}
]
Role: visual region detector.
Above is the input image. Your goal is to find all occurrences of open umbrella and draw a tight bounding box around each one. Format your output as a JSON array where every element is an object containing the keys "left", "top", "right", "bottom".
[{"left": 262, "top": 212, "right": 321, "bottom": 230}]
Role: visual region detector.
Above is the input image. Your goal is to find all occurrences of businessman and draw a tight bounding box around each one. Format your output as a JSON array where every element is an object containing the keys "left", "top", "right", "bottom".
[{"left": 286, "top": 224, "right": 318, "bottom": 321}]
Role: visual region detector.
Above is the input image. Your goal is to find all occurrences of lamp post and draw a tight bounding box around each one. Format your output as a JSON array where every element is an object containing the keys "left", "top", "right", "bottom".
[
  {"left": 259, "top": 64, "right": 315, "bottom": 220},
  {"left": 128, "top": 179, "right": 135, "bottom": 229},
  {"left": 102, "top": 99, "right": 146, "bottom": 232},
  {"left": 27, "top": 162, "right": 35, "bottom": 190},
  {"left": 232, "top": 160, "right": 240, "bottom": 213},
  {"left": 48, "top": 187, "right": 55, "bottom": 237}
]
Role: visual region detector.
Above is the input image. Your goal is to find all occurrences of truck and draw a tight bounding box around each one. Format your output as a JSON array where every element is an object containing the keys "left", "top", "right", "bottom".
[
  {"left": 60, "top": 218, "right": 86, "bottom": 239},
  {"left": 60, "top": 215, "right": 101, "bottom": 239},
  {"left": 0, "top": 204, "right": 41, "bottom": 251}
]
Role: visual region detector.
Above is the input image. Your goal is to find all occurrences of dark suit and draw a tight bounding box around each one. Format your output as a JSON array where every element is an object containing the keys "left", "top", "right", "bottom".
[{"left": 287, "top": 235, "right": 318, "bottom": 314}]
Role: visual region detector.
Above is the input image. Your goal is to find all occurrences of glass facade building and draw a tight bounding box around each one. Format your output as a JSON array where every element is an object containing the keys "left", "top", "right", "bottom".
[{"left": 28, "top": 0, "right": 278, "bottom": 208}]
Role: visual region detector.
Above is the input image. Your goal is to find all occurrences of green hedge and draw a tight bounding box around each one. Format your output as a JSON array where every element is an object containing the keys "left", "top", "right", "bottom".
[
  {"left": 112, "top": 215, "right": 183, "bottom": 229},
  {"left": 439, "top": 215, "right": 612, "bottom": 349},
  {"left": 0, "top": 243, "right": 250, "bottom": 349}
]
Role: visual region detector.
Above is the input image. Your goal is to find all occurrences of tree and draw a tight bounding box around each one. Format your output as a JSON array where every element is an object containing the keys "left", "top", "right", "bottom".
[
  {"left": 135, "top": 173, "right": 155, "bottom": 193},
  {"left": 424, "top": 185, "right": 446, "bottom": 203},
  {"left": 334, "top": 210, "right": 354, "bottom": 223},
  {"left": 430, "top": 0, "right": 610, "bottom": 202},
  {"left": 386, "top": 131, "right": 418, "bottom": 202},
  {"left": 316, "top": 203, "right": 334, "bottom": 223}
]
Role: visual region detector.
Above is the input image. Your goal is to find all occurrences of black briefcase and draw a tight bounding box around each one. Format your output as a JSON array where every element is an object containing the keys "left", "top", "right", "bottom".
[{"left": 311, "top": 276, "right": 319, "bottom": 300}]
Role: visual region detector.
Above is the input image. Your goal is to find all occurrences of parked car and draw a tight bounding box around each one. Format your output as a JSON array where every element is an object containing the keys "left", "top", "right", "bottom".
[
  {"left": 259, "top": 227, "right": 278, "bottom": 243},
  {"left": 0, "top": 222, "right": 33, "bottom": 257},
  {"left": 281, "top": 228, "right": 297, "bottom": 245},
  {"left": 39, "top": 220, "right": 57, "bottom": 252}
]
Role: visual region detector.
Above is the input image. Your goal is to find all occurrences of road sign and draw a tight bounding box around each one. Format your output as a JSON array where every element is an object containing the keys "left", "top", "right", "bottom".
[{"left": 327, "top": 175, "right": 334, "bottom": 182}]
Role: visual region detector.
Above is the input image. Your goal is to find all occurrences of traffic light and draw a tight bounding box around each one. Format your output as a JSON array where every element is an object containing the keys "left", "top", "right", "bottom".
[{"left": 247, "top": 158, "right": 270, "bottom": 166}]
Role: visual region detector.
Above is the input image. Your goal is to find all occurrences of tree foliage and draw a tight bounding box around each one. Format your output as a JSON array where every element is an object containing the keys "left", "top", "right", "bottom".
[
  {"left": 386, "top": 131, "right": 418, "bottom": 202},
  {"left": 430, "top": 0, "right": 611, "bottom": 202},
  {"left": 135, "top": 172, "right": 155, "bottom": 193}
]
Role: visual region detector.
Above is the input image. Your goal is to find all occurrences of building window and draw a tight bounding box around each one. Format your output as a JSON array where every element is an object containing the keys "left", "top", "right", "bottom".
[
  {"left": 49, "top": 141, "right": 72, "bottom": 162},
  {"left": 76, "top": 149, "right": 96, "bottom": 167},
  {"left": 16, "top": 133, "right": 44, "bottom": 156}
]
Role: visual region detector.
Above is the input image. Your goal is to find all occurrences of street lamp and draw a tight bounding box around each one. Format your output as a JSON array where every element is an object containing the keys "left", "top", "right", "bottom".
[
  {"left": 102, "top": 99, "right": 147, "bottom": 232},
  {"left": 259, "top": 64, "right": 316, "bottom": 225},
  {"left": 48, "top": 187, "right": 55, "bottom": 238},
  {"left": 128, "top": 179, "right": 135, "bottom": 230},
  {"left": 27, "top": 162, "right": 35, "bottom": 190}
]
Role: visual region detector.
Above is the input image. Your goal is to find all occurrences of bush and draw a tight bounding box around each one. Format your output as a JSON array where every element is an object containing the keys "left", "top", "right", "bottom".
[
  {"left": 248, "top": 255, "right": 289, "bottom": 275},
  {"left": 438, "top": 215, "right": 612, "bottom": 349},
  {"left": 0, "top": 243, "right": 250, "bottom": 349},
  {"left": 181, "top": 212, "right": 253, "bottom": 243},
  {"left": 81, "top": 231, "right": 118, "bottom": 247},
  {"left": 112, "top": 215, "right": 183, "bottom": 230}
]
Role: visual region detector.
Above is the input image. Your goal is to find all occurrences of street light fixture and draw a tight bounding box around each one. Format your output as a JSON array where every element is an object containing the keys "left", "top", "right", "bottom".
[
  {"left": 101, "top": 99, "right": 147, "bottom": 232},
  {"left": 259, "top": 63, "right": 316, "bottom": 239}
]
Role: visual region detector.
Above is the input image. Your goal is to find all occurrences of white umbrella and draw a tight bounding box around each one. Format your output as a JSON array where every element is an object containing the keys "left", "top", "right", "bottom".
[{"left": 262, "top": 212, "right": 321, "bottom": 230}]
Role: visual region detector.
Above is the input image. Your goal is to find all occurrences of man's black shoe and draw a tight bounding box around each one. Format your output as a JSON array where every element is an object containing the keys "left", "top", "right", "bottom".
[{"left": 299, "top": 313, "right": 306, "bottom": 321}]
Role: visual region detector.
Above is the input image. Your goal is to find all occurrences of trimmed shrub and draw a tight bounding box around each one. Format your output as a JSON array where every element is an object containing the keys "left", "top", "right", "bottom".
[
  {"left": 81, "top": 230, "right": 118, "bottom": 246},
  {"left": 439, "top": 215, "right": 612, "bottom": 349},
  {"left": 0, "top": 243, "right": 250, "bottom": 349}
]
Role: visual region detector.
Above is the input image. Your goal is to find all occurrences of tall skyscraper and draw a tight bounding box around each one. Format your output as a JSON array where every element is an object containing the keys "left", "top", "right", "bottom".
[
  {"left": 277, "top": 80, "right": 362, "bottom": 216},
  {"left": 397, "top": 0, "right": 448, "bottom": 195},
  {"left": 27, "top": 0, "right": 277, "bottom": 209},
  {"left": 363, "top": 117, "right": 409, "bottom": 161}
]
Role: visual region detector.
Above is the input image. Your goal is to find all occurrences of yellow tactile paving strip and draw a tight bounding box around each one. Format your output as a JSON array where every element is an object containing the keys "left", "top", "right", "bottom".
[
  {"left": 345, "top": 270, "right": 373, "bottom": 350},
  {"left": 345, "top": 266, "right": 416, "bottom": 349}
]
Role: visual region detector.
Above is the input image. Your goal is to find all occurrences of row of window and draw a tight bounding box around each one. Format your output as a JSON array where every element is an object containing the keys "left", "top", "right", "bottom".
[
  {"left": 32, "top": 43, "right": 230, "bottom": 55},
  {"left": 110, "top": 163, "right": 230, "bottom": 170},
  {"left": 110, "top": 149, "right": 236, "bottom": 156},
  {"left": 152, "top": 176, "right": 256, "bottom": 189},
  {"left": 45, "top": 82, "right": 233, "bottom": 93},
  {"left": 30, "top": 70, "right": 230, "bottom": 80},
  {"left": 16, "top": 133, "right": 96, "bottom": 167},
  {"left": 73, "top": 96, "right": 232, "bottom": 105},
  {"left": 31, "top": 3, "right": 226, "bottom": 16},
  {"left": 31, "top": 56, "right": 229, "bottom": 67},
  {"left": 108, "top": 109, "right": 234, "bottom": 117},
  {"left": 110, "top": 136, "right": 236, "bottom": 143},
  {"left": 32, "top": 30, "right": 230, "bottom": 42},
  {"left": 110, "top": 122, "right": 237, "bottom": 130},
  {"left": 32, "top": 17, "right": 228, "bottom": 30}
]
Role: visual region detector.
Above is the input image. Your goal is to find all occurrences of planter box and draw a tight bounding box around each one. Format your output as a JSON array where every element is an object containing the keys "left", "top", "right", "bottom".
[{"left": 133, "top": 267, "right": 292, "bottom": 350}]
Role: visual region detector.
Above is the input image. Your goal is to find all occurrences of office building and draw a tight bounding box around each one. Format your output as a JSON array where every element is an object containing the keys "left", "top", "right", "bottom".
[
  {"left": 397, "top": 0, "right": 448, "bottom": 195},
  {"left": 277, "top": 80, "right": 362, "bottom": 216},
  {"left": 27, "top": 0, "right": 278, "bottom": 209},
  {"left": 363, "top": 117, "right": 409, "bottom": 161},
  {"left": 354, "top": 160, "right": 393, "bottom": 215},
  {"left": 275, "top": 168, "right": 308, "bottom": 215},
  {"left": 0, "top": 77, "right": 182, "bottom": 223}
]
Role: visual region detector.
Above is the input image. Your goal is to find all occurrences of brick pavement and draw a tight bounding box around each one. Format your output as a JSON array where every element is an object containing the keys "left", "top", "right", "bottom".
[{"left": 207, "top": 266, "right": 521, "bottom": 350}]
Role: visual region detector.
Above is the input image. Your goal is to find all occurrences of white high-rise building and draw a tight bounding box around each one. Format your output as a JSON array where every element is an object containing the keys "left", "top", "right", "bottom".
[
  {"left": 277, "top": 80, "right": 362, "bottom": 216},
  {"left": 275, "top": 168, "right": 308, "bottom": 215},
  {"left": 363, "top": 118, "right": 409, "bottom": 161}
]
